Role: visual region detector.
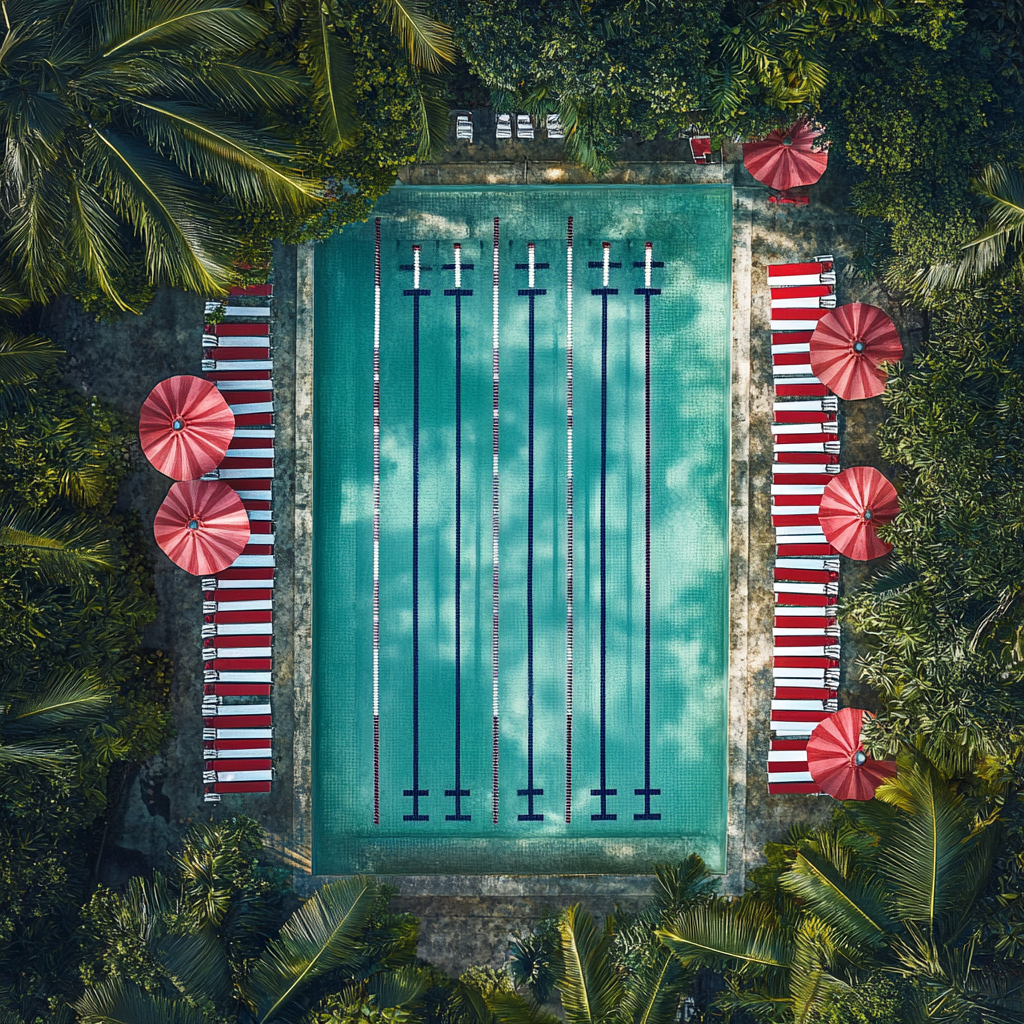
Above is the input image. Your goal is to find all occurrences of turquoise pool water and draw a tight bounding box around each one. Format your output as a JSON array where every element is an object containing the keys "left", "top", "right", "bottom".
[{"left": 313, "top": 186, "right": 732, "bottom": 874}]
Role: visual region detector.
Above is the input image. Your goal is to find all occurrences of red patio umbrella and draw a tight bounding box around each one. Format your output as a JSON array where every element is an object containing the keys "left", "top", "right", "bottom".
[
  {"left": 818, "top": 467, "right": 899, "bottom": 560},
  {"left": 154, "top": 480, "right": 250, "bottom": 575},
  {"left": 742, "top": 120, "right": 828, "bottom": 191},
  {"left": 140, "top": 375, "right": 235, "bottom": 480},
  {"left": 809, "top": 304, "right": 903, "bottom": 400},
  {"left": 807, "top": 708, "right": 897, "bottom": 800}
]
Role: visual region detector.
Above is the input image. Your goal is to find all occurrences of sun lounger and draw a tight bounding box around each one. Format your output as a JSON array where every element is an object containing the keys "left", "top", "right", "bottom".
[
  {"left": 206, "top": 782, "right": 272, "bottom": 795},
  {"left": 204, "top": 757, "right": 272, "bottom": 771},
  {"left": 776, "top": 383, "right": 830, "bottom": 398},
  {"left": 496, "top": 113, "right": 512, "bottom": 139},
  {"left": 774, "top": 685, "right": 836, "bottom": 700},
  {"left": 770, "top": 311, "right": 831, "bottom": 332},
  {"left": 516, "top": 114, "right": 534, "bottom": 139},
  {"left": 204, "top": 570, "right": 274, "bottom": 586},
  {"left": 778, "top": 543, "right": 837, "bottom": 557},
  {"left": 204, "top": 769, "right": 274, "bottom": 783},
  {"left": 455, "top": 113, "right": 473, "bottom": 142},
  {"left": 206, "top": 672, "right": 273, "bottom": 685},
  {"left": 205, "top": 746, "right": 272, "bottom": 760},
  {"left": 772, "top": 698, "right": 838, "bottom": 712},
  {"left": 204, "top": 467, "right": 275, "bottom": 480},
  {"left": 207, "top": 735, "right": 271, "bottom": 750},
  {"left": 204, "top": 727, "right": 273, "bottom": 741},
  {"left": 203, "top": 648, "right": 272, "bottom": 662},
  {"left": 772, "top": 462, "right": 839, "bottom": 475},
  {"left": 202, "top": 715, "right": 272, "bottom": 731},
  {"left": 773, "top": 662, "right": 839, "bottom": 676},
  {"left": 203, "top": 360, "right": 274, "bottom": 372},
  {"left": 216, "top": 379, "right": 274, "bottom": 391},
  {"left": 228, "top": 402, "right": 275, "bottom": 419},
  {"left": 773, "top": 441, "right": 840, "bottom": 454},
  {"left": 774, "top": 398, "right": 839, "bottom": 414},
  {"left": 204, "top": 600, "right": 273, "bottom": 613},
  {"left": 229, "top": 285, "right": 273, "bottom": 297},
  {"left": 771, "top": 484, "right": 827, "bottom": 497},
  {"left": 546, "top": 114, "right": 565, "bottom": 139},
  {"left": 201, "top": 700, "right": 272, "bottom": 716},
  {"left": 775, "top": 526, "right": 827, "bottom": 539},
  {"left": 205, "top": 303, "right": 271, "bottom": 319},
  {"left": 689, "top": 136, "right": 712, "bottom": 163},
  {"left": 774, "top": 581, "right": 839, "bottom": 596},
  {"left": 773, "top": 363, "right": 816, "bottom": 378},
  {"left": 773, "top": 567, "right": 837, "bottom": 583},
  {"left": 205, "top": 684, "right": 271, "bottom": 697},
  {"left": 212, "top": 323, "right": 269, "bottom": 336},
  {"left": 770, "top": 295, "right": 837, "bottom": 309},
  {"left": 203, "top": 622, "right": 273, "bottom": 637},
  {"left": 775, "top": 557, "right": 839, "bottom": 571},
  {"left": 770, "top": 284, "right": 834, "bottom": 301},
  {"left": 768, "top": 262, "right": 836, "bottom": 287}
]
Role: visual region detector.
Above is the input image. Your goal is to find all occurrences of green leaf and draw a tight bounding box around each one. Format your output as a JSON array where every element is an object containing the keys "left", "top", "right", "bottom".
[
  {"left": 74, "top": 978, "right": 205, "bottom": 1024},
  {"left": 0, "top": 507, "right": 115, "bottom": 580},
  {"left": 0, "top": 330, "right": 62, "bottom": 383},
  {"left": 554, "top": 905, "right": 623, "bottom": 1024},
  {"left": 379, "top": 0, "right": 456, "bottom": 73},
  {"left": 245, "top": 876, "right": 377, "bottom": 1024},
  {"left": 303, "top": 7, "right": 358, "bottom": 153},
  {"left": 658, "top": 900, "right": 793, "bottom": 976},
  {"left": 619, "top": 949, "right": 687, "bottom": 1024}
]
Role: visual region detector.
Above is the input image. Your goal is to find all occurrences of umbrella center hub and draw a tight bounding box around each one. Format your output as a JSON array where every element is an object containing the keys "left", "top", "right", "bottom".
[
  {"left": 853, "top": 341, "right": 866, "bottom": 353},
  {"left": 172, "top": 419, "right": 184, "bottom": 430},
  {"left": 854, "top": 750, "right": 867, "bottom": 766},
  {"left": 782, "top": 136, "right": 793, "bottom": 146},
  {"left": 188, "top": 519, "right": 199, "bottom": 530},
  {"left": 863, "top": 508, "right": 873, "bottom": 521}
]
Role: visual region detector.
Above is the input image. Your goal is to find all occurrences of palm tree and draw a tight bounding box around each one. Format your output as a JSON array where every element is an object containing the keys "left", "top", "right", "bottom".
[
  {"left": 658, "top": 762, "right": 1024, "bottom": 1023},
  {"left": 489, "top": 859, "right": 717, "bottom": 1024},
  {"left": 282, "top": 0, "right": 456, "bottom": 159},
  {"left": 912, "top": 163, "right": 1024, "bottom": 296},
  {"left": 0, "top": 0, "right": 319, "bottom": 308},
  {"left": 75, "top": 860, "right": 428, "bottom": 1024}
]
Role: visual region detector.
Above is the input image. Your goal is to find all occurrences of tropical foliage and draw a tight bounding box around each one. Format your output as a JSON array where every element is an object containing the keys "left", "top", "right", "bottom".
[
  {"left": 76, "top": 818, "right": 428, "bottom": 1024},
  {"left": 0, "top": 341, "right": 169, "bottom": 1018},
  {"left": 843, "top": 284, "right": 1024, "bottom": 773},
  {"left": 659, "top": 761, "right": 1024, "bottom": 1023}
]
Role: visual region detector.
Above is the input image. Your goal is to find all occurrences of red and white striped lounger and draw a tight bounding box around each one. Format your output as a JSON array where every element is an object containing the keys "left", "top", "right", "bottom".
[
  {"left": 204, "top": 571, "right": 274, "bottom": 587},
  {"left": 206, "top": 738, "right": 271, "bottom": 755},
  {"left": 773, "top": 440, "right": 841, "bottom": 455},
  {"left": 204, "top": 769, "right": 274, "bottom": 783},
  {"left": 774, "top": 591, "right": 838, "bottom": 607},
  {"left": 767, "top": 260, "right": 835, "bottom": 287},
  {"left": 774, "top": 398, "right": 839, "bottom": 415},
  {"left": 203, "top": 622, "right": 274, "bottom": 637},
  {"left": 208, "top": 323, "right": 270, "bottom": 339},
  {"left": 770, "top": 294, "right": 836, "bottom": 310},
  {"left": 205, "top": 684, "right": 271, "bottom": 697},
  {"left": 204, "top": 599, "right": 273, "bottom": 613},
  {"left": 202, "top": 700, "right": 271, "bottom": 714},
  {"left": 215, "top": 379, "right": 274, "bottom": 391},
  {"left": 774, "top": 604, "right": 837, "bottom": 618},
  {"left": 772, "top": 694, "right": 838, "bottom": 712},
  {"left": 206, "top": 302, "right": 271, "bottom": 318},
  {"left": 778, "top": 542, "right": 838, "bottom": 557},
  {"left": 204, "top": 727, "right": 273, "bottom": 740},
  {"left": 773, "top": 567, "right": 837, "bottom": 583},
  {"left": 774, "top": 582, "right": 839, "bottom": 597},
  {"left": 773, "top": 644, "right": 841, "bottom": 659},
  {"left": 772, "top": 462, "right": 840, "bottom": 476},
  {"left": 775, "top": 623, "right": 841, "bottom": 637},
  {"left": 770, "top": 308, "right": 832, "bottom": 332},
  {"left": 771, "top": 710, "right": 833, "bottom": 735},
  {"left": 773, "top": 355, "right": 816, "bottom": 375},
  {"left": 770, "top": 283, "right": 834, "bottom": 301},
  {"left": 776, "top": 382, "right": 830, "bottom": 398},
  {"left": 206, "top": 673, "right": 273, "bottom": 686},
  {"left": 204, "top": 757, "right": 272, "bottom": 772},
  {"left": 771, "top": 485, "right": 827, "bottom": 498},
  {"left": 773, "top": 666, "right": 839, "bottom": 682},
  {"left": 204, "top": 360, "right": 274, "bottom": 373},
  {"left": 771, "top": 422, "right": 837, "bottom": 436},
  {"left": 768, "top": 740, "right": 821, "bottom": 792}
]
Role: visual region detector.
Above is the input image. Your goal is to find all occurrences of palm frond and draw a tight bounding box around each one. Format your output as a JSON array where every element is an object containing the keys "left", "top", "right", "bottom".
[
  {"left": 789, "top": 919, "right": 850, "bottom": 1024},
  {"left": 487, "top": 992, "right": 561, "bottom": 1024},
  {"left": 619, "top": 949, "right": 687, "bottom": 1024},
  {"left": 0, "top": 507, "right": 115, "bottom": 580},
  {"left": 201, "top": 56, "right": 310, "bottom": 112},
  {"left": 3, "top": 170, "right": 70, "bottom": 302},
  {"left": 414, "top": 73, "right": 452, "bottom": 161},
  {"left": 245, "top": 876, "right": 378, "bottom": 1024},
  {"left": 657, "top": 900, "right": 793, "bottom": 976},
  {"left": 100, "top": 0, "right": 268, "bottom": 59},
  {"left": 9, "top": 670, "right": 111, "bottom": 728},
  {"left": 555, "top": 905, "right": 623, "bottom": 1024},
  {"left": 0, "top": 329, "right": 62, "bottom": 383},
  {"left": 301, "top": 7, "right": 358, "bottom": 153},
  {"left": 88, "top": 128, "right": 234, "bottom": 294},
  {"left": 68, "top": 175, "right": 134, "bottom": 309},
  {"left": 0, "top": 739, "right": 75, "bottom": 768},
  {"left": 157, "top": 928, "right": 233, "bottom": 1005},
  {"left": 650, "top": 856, "right": 718, "bottom": 922},
  {"left": 874, "top": 762, "right": 978, "bottom": 933},
  {"left": 780, "top": 844, "right": 892, "bottom": 950},
  {"left": 135, "top": 100, "right": 320, "bottom": 211},
  {"left": 378, "top": 0, "right": 455, "bottom": 73},
  {"left": 366, "top": 967, "right": 430, "bottom": 1009},
  {"left": 74, "top": 978, "right": 204, "bottom": 1024}
]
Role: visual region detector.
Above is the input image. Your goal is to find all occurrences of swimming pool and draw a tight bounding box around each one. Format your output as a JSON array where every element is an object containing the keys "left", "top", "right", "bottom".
[{"left": 313, "top": 185, "right": 732, "bottom": 874}]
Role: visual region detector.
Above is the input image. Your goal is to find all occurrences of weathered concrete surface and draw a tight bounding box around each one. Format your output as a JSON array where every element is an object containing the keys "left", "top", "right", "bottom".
[{"left": 46, "top": 131, "right": 900, "bottom": 976}]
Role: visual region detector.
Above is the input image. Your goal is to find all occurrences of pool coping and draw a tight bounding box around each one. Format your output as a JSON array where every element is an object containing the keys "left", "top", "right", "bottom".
[{"left": 289, "top": 183, "right": 752, "bottom": 896}]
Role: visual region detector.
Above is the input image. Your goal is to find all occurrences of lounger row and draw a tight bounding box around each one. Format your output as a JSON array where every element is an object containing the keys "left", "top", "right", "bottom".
[
  {"left": 767, "top": 260, "right": 841, "bottom": 775},
  {"left": 202, "top": 290, "right": 276, "bottom": 801}
]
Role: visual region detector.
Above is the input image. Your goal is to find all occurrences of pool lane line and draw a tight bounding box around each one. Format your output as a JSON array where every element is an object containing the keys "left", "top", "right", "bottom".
[
  {"left": 401, "top": 244, "right": 431, "bottom": 821},
  {"left": 589, "top": 241, "right": 620, "bottom": 821},
  {"left": 516, "top": 243, "right": 548, "bottom": 822},
  {"left": 565, "top": 218, "right": 574, "bottom": 823},
  {"left": 491, "top": 217, "right": 500, "bottom": 825},
  {"left": 634, "top": 242, "right": 663, "bottom": 821},
  {"left": 443, "top": 243, "right": 473, "bottom": 822},
  {"left": 373, "top": 218, "right": 381, "bottom": 825}
]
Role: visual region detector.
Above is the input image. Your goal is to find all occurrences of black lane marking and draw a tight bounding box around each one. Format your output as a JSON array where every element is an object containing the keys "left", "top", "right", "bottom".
[
  {"left": 443, "top": 258, "right": 474, "bottom": 821},
  {"left": 402, "top": 256, "right": 431, "bottom": 821},
  {"left": 634, "top": 254, "right": 664, "bottom": 821},
  {"left": 589, "top": 251, "right": 620, "bottom": 821},
  {"left": 515, "top": 253, "right": 549, "bottom": 821}
]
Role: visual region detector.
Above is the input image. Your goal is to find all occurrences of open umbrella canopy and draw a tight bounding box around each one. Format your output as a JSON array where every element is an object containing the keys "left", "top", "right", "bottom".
[
  {"left": 742, "top": 120, "right": 828, "bottom": 191},
  {"left": 154, "top": 480, "right": 249, "bottom": 575},
  {"left": 818, "top": 466, "right": 899, "bottom": 560},
  {"left": 807, "top": 708, "right": 897, "bottom": 800},
  {"left": 809, "top": 303, "right": 903, "bottom": 400},
  {"left": 140, "top": 375, "right": 235, "bottom": 480}
]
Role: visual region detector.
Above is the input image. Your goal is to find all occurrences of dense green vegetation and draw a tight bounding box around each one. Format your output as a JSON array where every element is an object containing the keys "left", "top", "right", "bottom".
[{"left": 2, "top": 0, "right": 1024, "bottom": 1021}]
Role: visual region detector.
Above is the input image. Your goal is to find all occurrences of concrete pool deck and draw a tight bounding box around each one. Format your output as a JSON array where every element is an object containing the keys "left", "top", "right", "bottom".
[{"left": 48, "top": 141, "right": 903, "bottom": 974}]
